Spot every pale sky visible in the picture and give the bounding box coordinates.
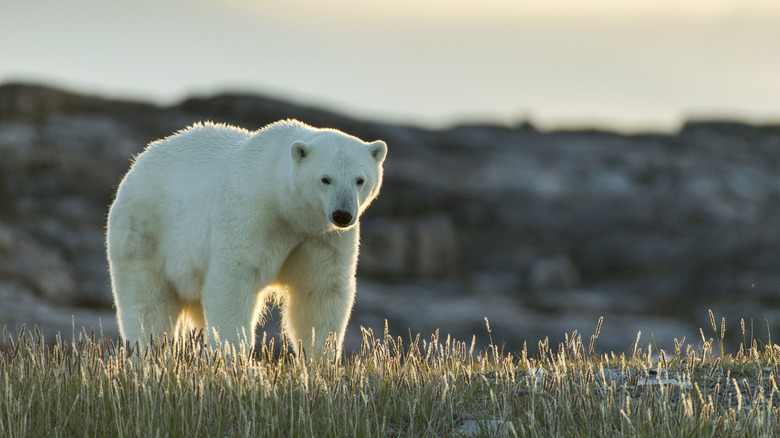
[1,0,779,131]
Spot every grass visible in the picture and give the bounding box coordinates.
[2,312,780,437]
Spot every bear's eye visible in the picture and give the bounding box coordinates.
[321,177,331,185]
[356,178,365,186]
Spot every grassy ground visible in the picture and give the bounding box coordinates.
[2,313,780,437]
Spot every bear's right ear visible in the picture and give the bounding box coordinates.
[291,141,310,163]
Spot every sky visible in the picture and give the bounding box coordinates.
[1,0,779,131]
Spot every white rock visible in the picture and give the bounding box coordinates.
[455,419,514,437]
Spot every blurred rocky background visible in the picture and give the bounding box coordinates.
[2,83,779,354]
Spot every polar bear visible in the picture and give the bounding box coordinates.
[107,119,387,359]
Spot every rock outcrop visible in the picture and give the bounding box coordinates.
[2,82,779,353]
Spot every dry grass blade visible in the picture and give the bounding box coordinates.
[1,317,780,437]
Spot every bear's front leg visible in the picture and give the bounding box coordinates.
[277,231,358,361]
[284,280,355,361]
[200,261,266,352]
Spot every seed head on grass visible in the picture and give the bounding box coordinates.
[3,315,780,437]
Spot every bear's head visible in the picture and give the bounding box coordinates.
[290,132,387,230]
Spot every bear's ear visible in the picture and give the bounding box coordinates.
[291,141,310,163]
[367,140,387,164]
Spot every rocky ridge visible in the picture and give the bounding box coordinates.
[2,83,780,354]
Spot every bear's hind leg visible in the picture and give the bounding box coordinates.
[111,259,183,345]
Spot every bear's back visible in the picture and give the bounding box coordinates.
[148,122,252,158]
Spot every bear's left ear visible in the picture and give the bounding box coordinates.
[291,141,310,163]
[367,140,387,164]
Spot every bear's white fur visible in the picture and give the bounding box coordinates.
[107,119,387,359]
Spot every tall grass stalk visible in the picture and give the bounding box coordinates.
[2,318,780,437]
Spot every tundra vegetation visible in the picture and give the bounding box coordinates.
[2,312,780,437]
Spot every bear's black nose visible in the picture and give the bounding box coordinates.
[331,210,353,227]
